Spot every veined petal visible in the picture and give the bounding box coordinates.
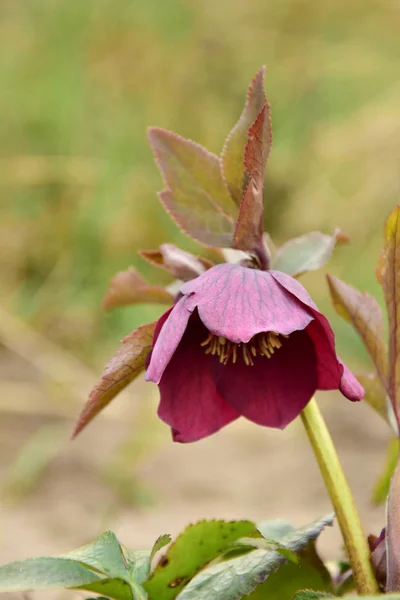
[181,263,313,343]
[158,315,239,442]
[146,295,196,384]
[211,330,317,429]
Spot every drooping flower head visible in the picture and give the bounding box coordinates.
[147,263,364,442]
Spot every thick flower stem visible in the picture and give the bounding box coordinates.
[300,397,378,595]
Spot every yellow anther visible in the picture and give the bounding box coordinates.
[200,331,286,366]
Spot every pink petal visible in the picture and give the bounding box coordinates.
[339,360,365,401]
[146,295,196,384]
[181,263,313,343]
[269,270,319,309]
[158,314,240,442]
[211,330,318,429]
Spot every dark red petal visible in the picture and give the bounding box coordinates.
[181,263,313,343]
[272,271,364,402]
[211,330,317,429]
[146,295,196,384]
[305,317,342,389]
[158,314,239,442]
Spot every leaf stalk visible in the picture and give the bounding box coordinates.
[300,397,378,595]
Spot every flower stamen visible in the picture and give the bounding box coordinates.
[200,331,287,366]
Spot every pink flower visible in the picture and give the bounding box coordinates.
[146,263,364,442]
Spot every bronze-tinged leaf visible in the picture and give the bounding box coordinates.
[382,206,400,419]
[386,456,400,591]
[139,244,211,281]
[158,189,234,248]
[222,66,272,206]
[148,128,237,247]
[72,322,155,438]
[327,274,388,387]
[102,267,173,312]
[272,230,350,277]
[233,105,268,253]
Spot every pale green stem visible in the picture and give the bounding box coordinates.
[301,397,378,595]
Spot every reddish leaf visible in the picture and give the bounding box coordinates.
[222,66,272,206]
[233,105,268,253]
[72,322,155,437]
[148,128,236,247]
[381,206,400,421]
[139,244,212,281]
[327,274,388,387]
[102,267,173,312]
[387,456,400,591]
[272,230,350,277]
[357,372,389,424]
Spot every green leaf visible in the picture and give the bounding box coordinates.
[327,274,388,390]
[372,437,399,504]
[176,514,334,600]
[144,519,258,600]
[273,230,349,277]
[293,592,334,600]
[233,105,269,254]
[222,66,271,206]
[102,267,173,312]
[73,321,155,438]
[246,559,331,600]
[256,519,295,541]
[62,531,128,580]
[0,557,100,592]
[80,578,134,600]
[148,128,236,247]
[381,206,400,421]
[150,534,172,562]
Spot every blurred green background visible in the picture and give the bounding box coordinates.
[0,0,398,571]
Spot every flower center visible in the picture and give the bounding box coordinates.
[200,331,286,366]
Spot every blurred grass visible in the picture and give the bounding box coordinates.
[1,0,399,368]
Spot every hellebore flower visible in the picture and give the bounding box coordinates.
[146,263,364,442]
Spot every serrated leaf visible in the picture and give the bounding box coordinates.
[293,592,334,600]
[148,128,236,247]
[62,531,128,580]
[150,535,172,562]
[382,206,400,423]
[372,437,399,504]
[140,245,210,281]
[272,230,349,277]
[102,267,173,312]
[144,520,258,600]
[0,557,100,592]
[256,519,295,541]
[80,578,134,600]
[327,274,388,387]
[233,105,269,254]
[176,514,334,600]
[73,322,155,438]
[222,67,272,206]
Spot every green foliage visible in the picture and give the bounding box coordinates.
[144,520,258,599]
[176,514,334,600]
[0,516,334,600]
[273,231,348,278]
[372,437,399,504]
